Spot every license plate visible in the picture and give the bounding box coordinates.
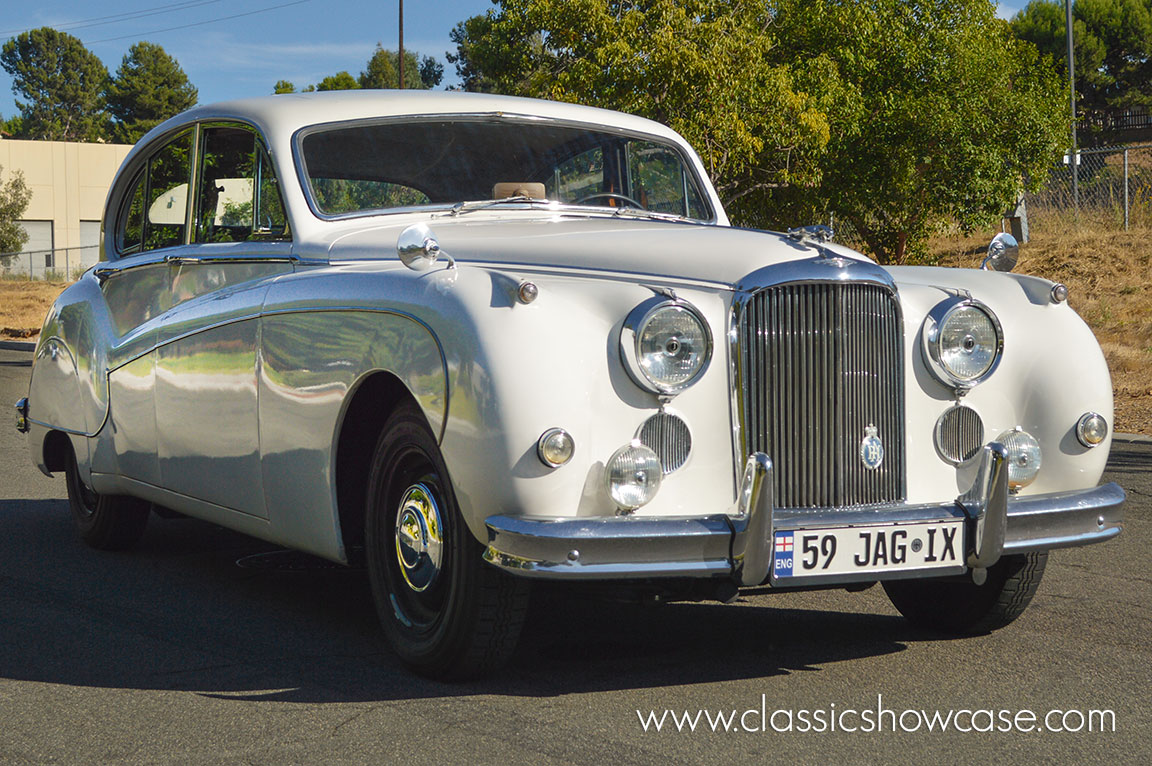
[772,520,966,580]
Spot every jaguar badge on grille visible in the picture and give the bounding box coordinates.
[859,425,884,470]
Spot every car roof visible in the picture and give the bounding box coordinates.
[144,90,688,148]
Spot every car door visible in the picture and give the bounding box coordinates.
[101,128,195,486]
[153,123,294,518]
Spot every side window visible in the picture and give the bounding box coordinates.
[626,141,708,219]
[144,132,193,250]
[196,126,290,243]
[255,145,290,237]
[116,130,193,255]
[118,172,145,256]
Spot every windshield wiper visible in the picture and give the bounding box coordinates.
[609,206,693,223]
[438,196,553,217]
[436,196,694,223]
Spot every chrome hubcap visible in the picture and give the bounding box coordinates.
[394,483,444,592]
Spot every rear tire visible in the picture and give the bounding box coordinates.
[64,446,150,551]
[883,552,1047,634]
[365,401,530,680]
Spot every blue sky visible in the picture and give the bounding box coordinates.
[0,1,1024,122]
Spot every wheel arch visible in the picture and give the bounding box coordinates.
[333,370,420,565]
[42,429,73,474]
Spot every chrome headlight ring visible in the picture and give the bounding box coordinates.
[921,297,1003,393]
[620,296,713,396]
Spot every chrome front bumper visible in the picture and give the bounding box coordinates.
[483,445,1126,586]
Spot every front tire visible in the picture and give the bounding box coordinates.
[64,446,150,551]
[365,401,530,679]
[883,552,1047,634]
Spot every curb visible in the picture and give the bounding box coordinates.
[0,340,35,352]
[1113,432,1152,444]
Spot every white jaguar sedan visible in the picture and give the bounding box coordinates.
[15,91,1124,679]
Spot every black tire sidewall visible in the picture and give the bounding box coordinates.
[883,552,1047,634]
[63,446,149,550]
[365,404,483,671]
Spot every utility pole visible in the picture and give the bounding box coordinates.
[1067,0,1078,207]
[398,0,405,89]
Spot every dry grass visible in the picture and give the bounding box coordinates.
[0,279,67,338]
[930,223,1152,434]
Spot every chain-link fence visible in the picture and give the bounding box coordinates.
[1026,143,1152,232]
[0,245,99,281]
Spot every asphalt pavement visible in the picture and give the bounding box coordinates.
[1,347,1149,764]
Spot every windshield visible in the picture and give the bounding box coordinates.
[299,117,713,221]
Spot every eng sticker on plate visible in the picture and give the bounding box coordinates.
[772,520,966,581]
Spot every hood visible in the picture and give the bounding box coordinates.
[324,215,875,288]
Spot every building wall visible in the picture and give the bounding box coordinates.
[0,139,133,276]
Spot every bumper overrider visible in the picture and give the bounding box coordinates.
[483,444,1125,586]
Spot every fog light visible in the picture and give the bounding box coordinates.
[605,440,662,510]
[1076,412,1108,447]
[995,428,1042,489]
[537,428,575,468]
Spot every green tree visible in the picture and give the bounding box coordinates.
[418,55,444,88]
[105,42,198,144]
[273,79,297,94]
[447,15,500,92]
[359,45,397,88]
[453,0,1066,265]
[0,27,109,141]
[0,165,33,263]
[448,0,833,205]
[359,44,441,89]
[770,0,1068,264]
[316,71,359,91]
[0,113,22,136]
[1011,0,1152,110]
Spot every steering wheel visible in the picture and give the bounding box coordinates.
[573,192,644,209]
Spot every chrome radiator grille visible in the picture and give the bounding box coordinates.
[738,283,905,509]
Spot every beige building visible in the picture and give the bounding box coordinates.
[0,139,133,278]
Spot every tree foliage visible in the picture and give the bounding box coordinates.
[316,71,359,91]
[0,165,33,261]
[106,42,198,144]
[283,46,446,94]
[360,44,442,89]
[418,55,445,89]
[1011,0,1152,110]
[0,27,108,141]
[451,0,1067,264]
[769,0,1068,264]
[448,0,833,206]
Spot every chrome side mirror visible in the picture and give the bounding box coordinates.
[982,232,1019,273]
[397,222,454,271]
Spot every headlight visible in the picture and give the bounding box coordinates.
[995,428,1042,489]
[620,297,712,395]
[922,298,1003,390]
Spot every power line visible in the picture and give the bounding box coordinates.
[86,0,315,45]
[0,0,225,38]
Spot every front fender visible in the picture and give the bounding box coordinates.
[427,265,738,541]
